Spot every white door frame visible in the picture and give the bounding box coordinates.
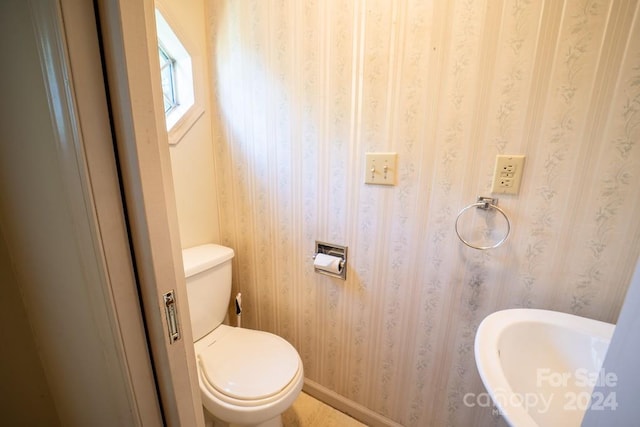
[2,0,174,424]
[93,0,205,425]
[50,0,167,423]
[26,0,203,424]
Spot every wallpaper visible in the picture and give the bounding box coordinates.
[206,0,640,425]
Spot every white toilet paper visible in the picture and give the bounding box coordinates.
[313,253,344,274]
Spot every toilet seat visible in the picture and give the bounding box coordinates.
[196,326,301,407]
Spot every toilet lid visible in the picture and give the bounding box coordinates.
[198,329,300,400]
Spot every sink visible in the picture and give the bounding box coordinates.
[474,309,615,427]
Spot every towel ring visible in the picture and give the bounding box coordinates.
[455,197,511,250]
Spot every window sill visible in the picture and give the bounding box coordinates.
[167,102,205,146]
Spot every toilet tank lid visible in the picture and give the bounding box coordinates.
[182,244,234,278]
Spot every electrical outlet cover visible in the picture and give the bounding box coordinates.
[491,155,525,194]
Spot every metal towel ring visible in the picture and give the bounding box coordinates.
[455,197,511,250]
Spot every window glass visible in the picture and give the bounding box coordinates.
[159,45,177,114]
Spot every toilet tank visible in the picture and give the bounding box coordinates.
[182,244,234,342]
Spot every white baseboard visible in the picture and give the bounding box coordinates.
[302,379,404,427]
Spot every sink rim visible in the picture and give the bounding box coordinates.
[474,308,614,427]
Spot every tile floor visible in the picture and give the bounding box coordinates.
[282,392,366,427]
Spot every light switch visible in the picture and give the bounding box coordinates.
[365,152,397,185]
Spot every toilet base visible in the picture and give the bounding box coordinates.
[204,407,283,427]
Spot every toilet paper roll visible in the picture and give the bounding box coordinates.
[313,253,344,274]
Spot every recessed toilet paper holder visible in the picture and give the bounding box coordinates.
[313,241,348,280]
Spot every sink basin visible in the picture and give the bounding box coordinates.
[474,309,615,427]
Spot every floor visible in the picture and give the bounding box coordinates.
[282,392,366,427]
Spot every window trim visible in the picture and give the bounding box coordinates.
[154,7,204,146]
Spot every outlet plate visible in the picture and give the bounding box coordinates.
[491,154,525,195]
[365,152,397,185]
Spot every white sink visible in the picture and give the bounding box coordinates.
[474,309,615,427]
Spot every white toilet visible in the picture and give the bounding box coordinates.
[182,244,304,427]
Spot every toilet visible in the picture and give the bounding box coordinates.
[182,244,304,427]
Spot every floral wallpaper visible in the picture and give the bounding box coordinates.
[206,0,640,425]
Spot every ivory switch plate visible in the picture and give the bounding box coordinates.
[365,152,397,185]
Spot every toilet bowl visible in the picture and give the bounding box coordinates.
[183,244,304,427]
[195,325,303,426]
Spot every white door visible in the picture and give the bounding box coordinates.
[1,0,203,423]
[31,0,204,425]
[90,0,206,425]
[1,0,159,424]
[2,0,202,424]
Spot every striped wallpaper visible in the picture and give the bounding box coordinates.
[204,0,640,425]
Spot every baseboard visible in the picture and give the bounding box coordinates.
[302,379,404,427]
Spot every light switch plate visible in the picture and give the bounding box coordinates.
[365,152,397,185]
[491,154,525,194]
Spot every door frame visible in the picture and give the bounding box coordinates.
[92,0,205,425]
[42,0,205,424]
[48,0,167,423]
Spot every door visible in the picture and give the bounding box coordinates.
[90,0,206,425]
[60,0,204,426]
[1,0,201,424]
